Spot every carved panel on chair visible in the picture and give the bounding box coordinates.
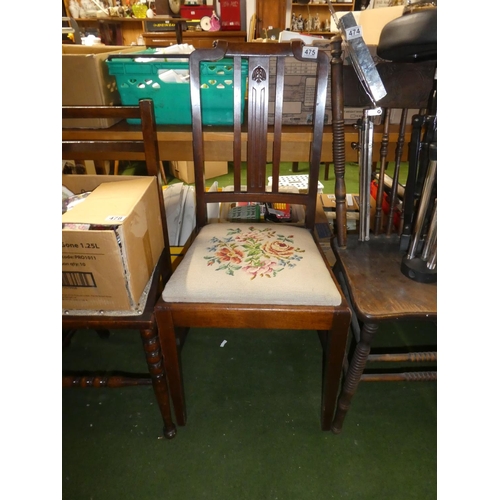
[252,65,267,83]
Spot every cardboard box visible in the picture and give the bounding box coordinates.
[336,6,405,49]
[267,56,382,126]
[169,161,228,184]
[62,45,142,129]
[268,52,332,126]
[320,193,364,233]
[271,7,406,125]
[357,5,405,46]
[321,192,399,234]
[62,175,164,313]
[320,193,360,212]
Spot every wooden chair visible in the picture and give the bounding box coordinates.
[330,8,437,434]
[62,99,176,440]
[154,38,352,431]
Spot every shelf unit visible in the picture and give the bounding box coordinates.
[143,30,247,49]
[291,1,354,35]
[62,0,237,46]
[73,17,145,45]
[63,16,246,48]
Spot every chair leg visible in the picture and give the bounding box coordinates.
[331,322,378,434]
[156,309,187,426]
[140,327,177,439]
[320,311,351,431]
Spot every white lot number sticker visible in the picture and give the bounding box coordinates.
[302,46,318,59]
[105,215,126,222]
[345,26,363,40]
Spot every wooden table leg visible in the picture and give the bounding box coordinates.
[324,162,330,181]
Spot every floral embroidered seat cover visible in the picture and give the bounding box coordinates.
[162,223,342,306]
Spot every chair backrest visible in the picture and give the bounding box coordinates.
[62,99,171,256]
[188,40,332,232]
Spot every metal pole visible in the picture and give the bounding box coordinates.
[358,107,382,241]
[407,143,437,259]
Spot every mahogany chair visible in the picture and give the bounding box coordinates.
[62,99,176,439]
[154,39,352,431]
[330,8,437,434]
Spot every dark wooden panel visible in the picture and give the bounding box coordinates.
[256,0,287,36]
[343,60,436,109]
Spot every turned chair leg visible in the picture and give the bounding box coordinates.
[156,310,187,426]
[140,327,177,439]
[321,313,351,430]
[331,322,378,434]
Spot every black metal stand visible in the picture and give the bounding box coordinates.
[400,142,437,283]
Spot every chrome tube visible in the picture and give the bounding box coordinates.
[407,158,437,259]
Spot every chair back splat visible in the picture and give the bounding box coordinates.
[62,99,176,440]
[155,39,352,433]
[189,40,328,231]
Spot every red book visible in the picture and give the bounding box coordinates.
[219,0,241,31]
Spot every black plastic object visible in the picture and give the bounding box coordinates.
[400,142,437,284]
[377,9,437,62]
[400,255,437,283]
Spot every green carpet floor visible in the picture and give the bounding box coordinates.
[63,159,434,499]
[62,321,436,500]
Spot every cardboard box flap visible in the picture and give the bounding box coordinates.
[62,174,139,194]
[62,177,155,226]
[62,45,139,55]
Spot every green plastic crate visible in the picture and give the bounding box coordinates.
[106,50,248,125]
